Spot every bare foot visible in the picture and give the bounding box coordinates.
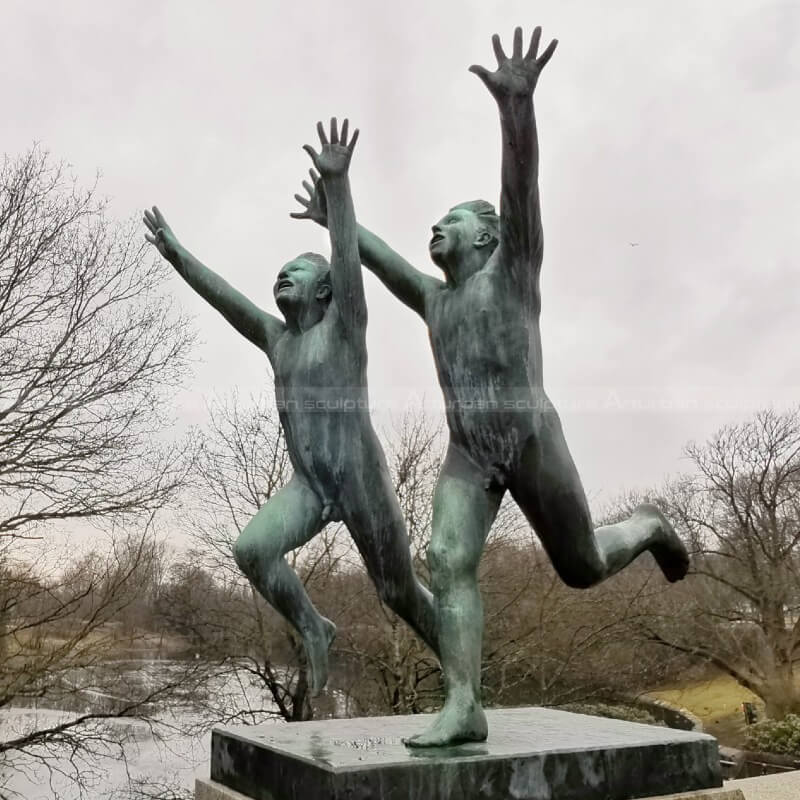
[637,503,689,582]
[404,698,487,748]
[304,616,337,695]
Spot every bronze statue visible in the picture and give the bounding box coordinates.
[144,119,438,696]
[294,28,689,746]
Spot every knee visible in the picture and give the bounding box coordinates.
[232,530,273,576]
[427,535,477,585]
[559,568,600,590]
[231,534,253,574]
[552,551,604,590]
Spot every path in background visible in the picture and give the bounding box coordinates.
[728,771,800,800]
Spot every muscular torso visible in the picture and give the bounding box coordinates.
[425,261,544,481]
[270,309,383,520]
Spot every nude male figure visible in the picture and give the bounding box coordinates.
[144,119,438,694]
[295,29,689,745]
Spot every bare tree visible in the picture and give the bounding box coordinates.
[481,541,675,708]
[610,408,800,719]
[0,145,198,796]
[0,147,194,542]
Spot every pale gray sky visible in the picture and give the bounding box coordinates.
[2,0,799,508]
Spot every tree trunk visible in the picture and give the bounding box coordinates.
[761,673,800,720]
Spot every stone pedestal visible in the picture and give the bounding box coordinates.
[195,784,743,800]
[199,706,724,800]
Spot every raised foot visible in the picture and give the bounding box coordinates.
[637,503,690,583]
[305,616,337,696]
[403,699,487,748]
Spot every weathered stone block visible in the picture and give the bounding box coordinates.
[206,706,723,800]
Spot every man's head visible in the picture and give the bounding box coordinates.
[429,200,499,280]
[273,252,332,319]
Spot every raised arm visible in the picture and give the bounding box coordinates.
[292,169,443,319]
[300,119,366,333]
[470,27,557,295]
[143,207,284,357]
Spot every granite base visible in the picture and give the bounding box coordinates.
[204,706,724,800]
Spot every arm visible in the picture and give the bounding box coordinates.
[358,226,443,319]
[470,27,557,294]
[301,119,366,332]
[143,207,284,355]
[292,169,443,319]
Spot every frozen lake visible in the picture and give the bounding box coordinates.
[0,659,289,799]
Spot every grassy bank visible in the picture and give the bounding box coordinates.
[646,673,763,748]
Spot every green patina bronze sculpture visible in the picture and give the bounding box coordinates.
[144,119,438,695]
[294,27,690,747]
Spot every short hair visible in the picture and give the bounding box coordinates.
[451,199,500,251]
[297,252,332,297]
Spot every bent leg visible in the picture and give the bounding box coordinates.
[345,490,439,658]
[405,444,503,747]
[232,474,335,693]
[510,410,688,589]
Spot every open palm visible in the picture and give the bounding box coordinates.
[290,167,328,226]
[469,26,557,100]
[302,117,359,178]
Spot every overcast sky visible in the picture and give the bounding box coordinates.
[2,0,798,510]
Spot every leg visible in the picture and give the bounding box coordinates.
[405,444,503,747]
[344,487,438,658]
[232,475,336,693]
[510,409,689,588]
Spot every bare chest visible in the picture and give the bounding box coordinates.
[272,321,366,421]
[427,271,529,376]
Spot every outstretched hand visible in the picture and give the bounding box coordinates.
[302,117,359,179]
[469,26,557,101]
[143,206,180,262]
[290,166,328,226]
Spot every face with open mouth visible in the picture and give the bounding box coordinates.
[273,256,332,321]
[274,258,317,304]
[429,208,480,268]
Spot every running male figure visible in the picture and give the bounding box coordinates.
[294,29,689,745]
[145,119,438,694]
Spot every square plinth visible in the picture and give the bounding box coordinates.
[209,706,723,800]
